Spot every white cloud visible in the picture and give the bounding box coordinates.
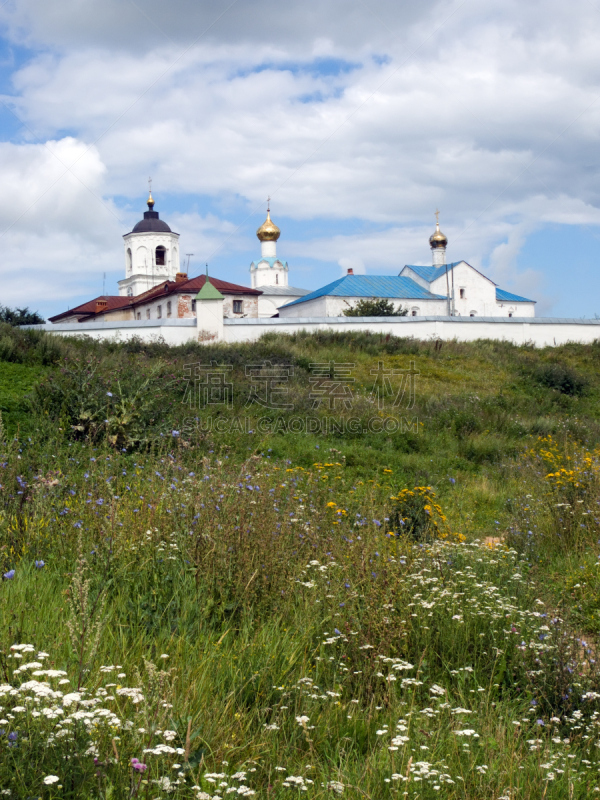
[0,0,599,312]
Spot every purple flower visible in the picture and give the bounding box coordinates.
[3,569,15,580]
[536,719,544,726]
[172,430,180,437]
[106,392,113,397]
[131,758,147,773]
[8,732,17,741]
[35,560,45,569]
[449,477,456,485]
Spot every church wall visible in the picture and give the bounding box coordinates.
[495,301,535,318]
[222,295,259,318]
[122,230,180,281]
[429,262,497,316]
[278,296,328,318]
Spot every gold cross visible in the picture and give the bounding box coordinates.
[435,209,440,225]
[267,195,270,212]
[148,176,152,193]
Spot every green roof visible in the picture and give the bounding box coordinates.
[196,277,224,300]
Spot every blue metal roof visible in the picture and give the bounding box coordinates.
[250,257,288,269]
[281,275,447,308]
[403,262,462,282]
[496,288,535,303]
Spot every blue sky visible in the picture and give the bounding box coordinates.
[0,0,600,318]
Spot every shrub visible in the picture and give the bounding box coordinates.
[342,298,408,317]
[387,485,451,540]
[531,362,588,396]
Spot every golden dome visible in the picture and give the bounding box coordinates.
[429,216,447,249]
[256,209,280,242]
[147,190,155,210]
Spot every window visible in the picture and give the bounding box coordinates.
[192,299,196,312]
[127,286,133,297]
[508,312,513,318]
[233,299,243,314]
[167,301,172,317]
[469,310,477,317]
[146,308,150,319]
[157,305,162,319]
[459,288,465,299]
[275,274,279,285]
[411,307,419,316]
[156,246,166,266]
[136,311,141,320]
[127,248,132,274]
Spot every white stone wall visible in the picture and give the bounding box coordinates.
[278,296,329,317]
[278,295,448,318]
[258,293,303,317]
[38,317,600,348]
[429,262,497,316]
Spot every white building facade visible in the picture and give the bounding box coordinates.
[118,192,181,297]
[279,218,536,318]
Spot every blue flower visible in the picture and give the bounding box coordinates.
[3,569,15,580]
[106,392,113,397]
[8,732,17,742]
[35,560,45,569]
[334,628,341,635]
[172,430,180,437]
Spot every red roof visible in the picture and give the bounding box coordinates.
[49,296,132,323]
[49,274,260,322]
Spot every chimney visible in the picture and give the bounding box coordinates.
[347,268,354,275]
[95,299,108,314]
[175,272,188,283]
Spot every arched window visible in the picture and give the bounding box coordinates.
[127,287,133,297]
[127,248,132,274]
[469,310,477,317]
[156,246,166,266]
[411,307,419,316]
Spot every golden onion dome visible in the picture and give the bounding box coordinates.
[147,190,155,210]
[256,209,280,242]
[429,218,447,249]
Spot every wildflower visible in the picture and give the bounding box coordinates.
[328,781,344,794]
[3,569,15,580]
[8,732,17,742]
[106,392,113,397]
[44,776,60,785]
[131,758,147,773]
[35,560,45,569]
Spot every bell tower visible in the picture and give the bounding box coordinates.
[118,186,181,297]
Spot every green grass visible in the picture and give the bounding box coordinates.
[0,361,45,434]
[1,331,600,798]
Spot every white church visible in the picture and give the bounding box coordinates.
[50,191,535,325]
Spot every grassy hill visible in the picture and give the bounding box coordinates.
[1,327,600,797]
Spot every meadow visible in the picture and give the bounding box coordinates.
[2,324,600,798]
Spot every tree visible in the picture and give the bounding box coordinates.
[0,305,45,326]
[343,298,408,317]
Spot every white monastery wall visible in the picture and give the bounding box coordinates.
[31,317,600,348]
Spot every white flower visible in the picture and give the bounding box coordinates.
[44,776,60,785]
[296,715,310,725]
[328,780,344,794]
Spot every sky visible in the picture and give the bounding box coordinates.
[1,0,600,318]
